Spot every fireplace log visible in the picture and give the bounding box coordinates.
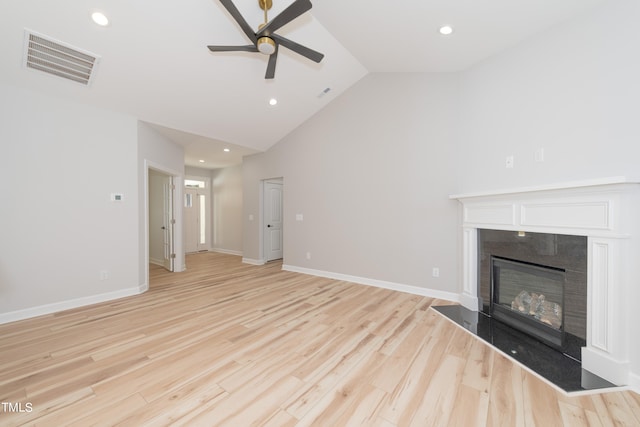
[510,290,562,329]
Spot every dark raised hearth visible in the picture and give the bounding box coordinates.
[433,305,616,393]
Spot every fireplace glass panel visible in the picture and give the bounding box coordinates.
[492,256,566,347]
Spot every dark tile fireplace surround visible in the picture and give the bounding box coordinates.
[435,229,616,392]
[480,229,587,360]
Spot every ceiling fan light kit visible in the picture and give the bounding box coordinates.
[257,36,276,55]
[208,0,324,79]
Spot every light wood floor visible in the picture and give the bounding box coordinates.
[1,253,639,426]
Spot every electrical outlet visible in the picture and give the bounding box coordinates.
[306,252,311,260]
[432,267,440,278]
[505,156,514,168]
[99,270,109,280]
[535,148,545,162]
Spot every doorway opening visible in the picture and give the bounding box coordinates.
[144,160,184,291]
[184,177,210,253]
[148,169,178,271]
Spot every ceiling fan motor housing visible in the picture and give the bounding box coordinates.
[258,0,273,11]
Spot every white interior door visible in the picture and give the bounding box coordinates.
[264,181,283,261]
[162,176,175,271]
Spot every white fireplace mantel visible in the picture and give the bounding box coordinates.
[450,177,640,387]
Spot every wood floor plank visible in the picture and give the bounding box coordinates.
[599,391,640,425]
[289,333,389,424]
[558,400,600,426]
[66,392,149,427]
[296,382,387,427]
[623,390,640,421]
[407,354,467,426]
[448,383,490,427]
[377,336,449,424]
[369,305,438,393]
[284,331,383,420]
[461,337,494,393]
[522,371,564,426]
[0,252,638,426]
[588,394,617,427]
[486,352,526,426]
[114,371,228,426]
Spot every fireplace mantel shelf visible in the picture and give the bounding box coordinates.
[449,176,638,200]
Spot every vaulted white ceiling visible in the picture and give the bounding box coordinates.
[0,0,607,168]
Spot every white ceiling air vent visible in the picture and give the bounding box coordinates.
[23,29,100,86]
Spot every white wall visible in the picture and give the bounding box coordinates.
[211,165,243,255]
[243,73,460,292]
[456,0,640,193]
[0,83,140,322]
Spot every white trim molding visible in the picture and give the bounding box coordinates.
[0,286,144,325]
[211,248,243,257]
[451,177,640,388]
[282,265,461,303]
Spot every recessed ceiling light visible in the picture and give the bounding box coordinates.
[439,25,453,36]
[199,159,205,163]
[269,98,278,106]
[223,148,230,152]
[91,11,110,27]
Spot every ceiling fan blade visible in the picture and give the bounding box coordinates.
[265,46,278,79]
[271,34,323,63]
[257,0,312,37]
[218,0,257,43]
[208,45,259,52]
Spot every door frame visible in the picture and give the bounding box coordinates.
[143,160,184,291]
[261,177,284,263]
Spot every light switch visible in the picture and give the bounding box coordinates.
[296,214,304,221]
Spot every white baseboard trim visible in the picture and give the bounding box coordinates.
[242,258,265,266]
[282,264,460,302]
[627,371,640,394]
[210,248,243,257]
[149,257,164,267]
[581,347,630,386]
[459,294,480,312]
[0,285,145,325]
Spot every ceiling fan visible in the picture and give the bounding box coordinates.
[208,0,324,79]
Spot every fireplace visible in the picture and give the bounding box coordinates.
[451,178,640,387]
